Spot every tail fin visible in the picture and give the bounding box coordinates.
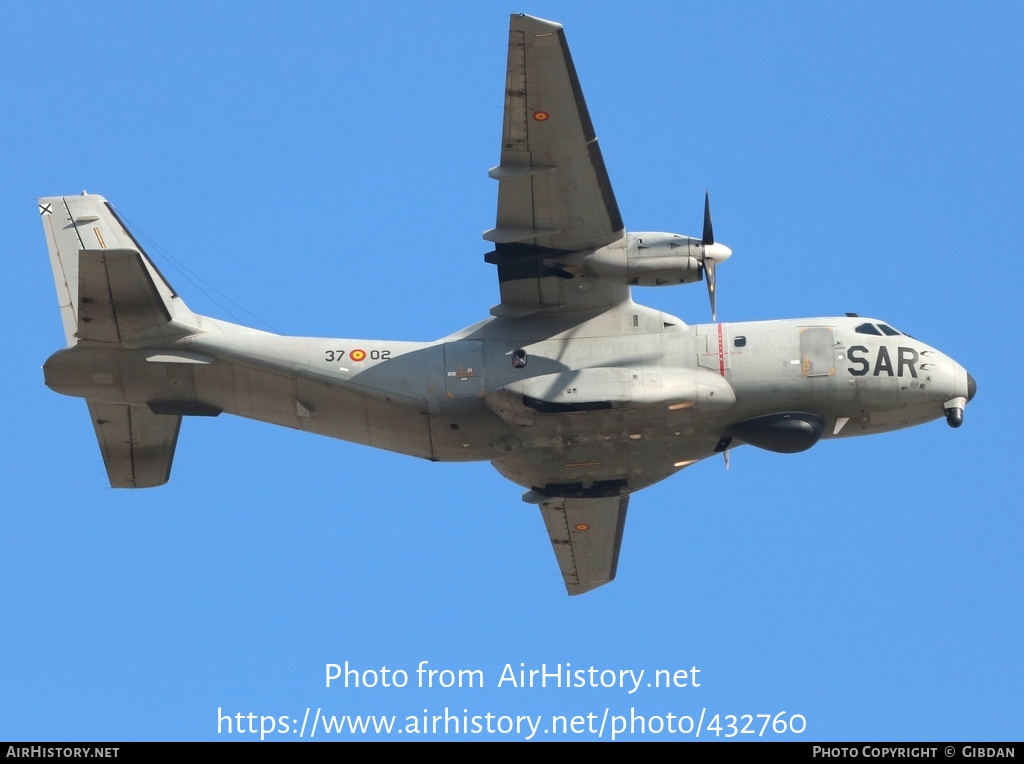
[39,193,199,346]
[40,193,204,488]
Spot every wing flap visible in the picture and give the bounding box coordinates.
[536,492,629,595]
[87,401,181,488]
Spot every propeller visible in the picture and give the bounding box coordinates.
[700,191,732,321]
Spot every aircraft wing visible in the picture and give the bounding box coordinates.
[536,492,629,596]
[485,14,628,315]
[87,401,181,488]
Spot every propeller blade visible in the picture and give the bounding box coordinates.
[701,190,727,321]
[705,257,717,322]
[702,190,715,245]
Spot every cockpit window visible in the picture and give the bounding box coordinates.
[879,324,901,336]
[855,322,882,336]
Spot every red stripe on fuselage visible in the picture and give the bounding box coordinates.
[717,323,726,377]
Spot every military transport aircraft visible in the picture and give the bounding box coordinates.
[39,13,975,595]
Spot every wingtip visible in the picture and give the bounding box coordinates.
[565,577,614,596]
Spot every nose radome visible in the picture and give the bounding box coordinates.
[967,372,977,403]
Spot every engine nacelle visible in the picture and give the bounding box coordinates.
[573,232,704,286]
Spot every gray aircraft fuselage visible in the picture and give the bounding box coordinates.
[44,300,974,493]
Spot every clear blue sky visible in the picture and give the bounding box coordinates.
[2,1,1020,741]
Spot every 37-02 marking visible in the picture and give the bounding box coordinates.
[324,349,391,362]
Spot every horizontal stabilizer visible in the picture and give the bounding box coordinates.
[78,249,175,343]
[87,401,181,488]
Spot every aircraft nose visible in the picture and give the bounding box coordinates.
[944,363,974,428]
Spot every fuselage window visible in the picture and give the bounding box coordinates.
[855,322,882,336]
[511,348,527,368]
[734,336,747,347]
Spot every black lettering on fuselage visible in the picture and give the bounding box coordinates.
[873,345,894,376]
[848,345,920,378]
[897,346,919,378]
[848,345,870,376]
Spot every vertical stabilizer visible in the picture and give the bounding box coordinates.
[39,193,198,346]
